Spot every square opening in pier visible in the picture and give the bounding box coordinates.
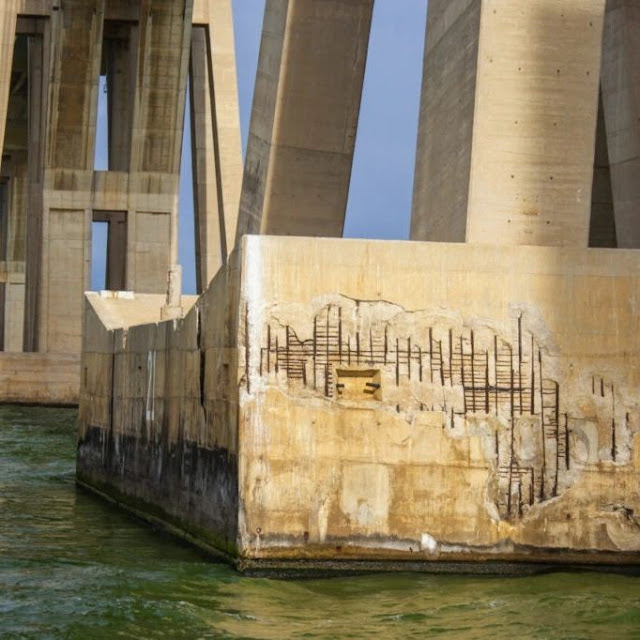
[335,368,381,401]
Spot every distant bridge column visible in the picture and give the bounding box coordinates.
[600,0,640,248]
[38,0,104,353]
[0,3,18,159]
[0,1,19,351]
[36,0,196,349]
[190,0,243,292]
[236,0,374,240]
[411,0,606,247]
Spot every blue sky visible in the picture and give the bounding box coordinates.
[93,1,427,293]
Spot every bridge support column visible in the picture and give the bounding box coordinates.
[411,0,606,247]
[600,0,640,247]
[236,0,374,239]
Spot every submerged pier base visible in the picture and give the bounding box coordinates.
[77,236,640,573]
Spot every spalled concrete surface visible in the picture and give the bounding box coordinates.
[78,236,640,573]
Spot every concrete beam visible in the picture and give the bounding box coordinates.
[412,0,606,247]
[236,0,374,240]
[18,1,52,16]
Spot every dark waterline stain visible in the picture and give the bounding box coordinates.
[1,405,640,639]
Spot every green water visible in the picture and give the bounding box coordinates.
[1,406,640,639]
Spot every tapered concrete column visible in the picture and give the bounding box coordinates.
[133,0,193,176]
[236,0,374,239]
[411,0,482,243]
[141,0,193,318]
[412,0,606,247]
[24,24,46,352]
[39,0,103,353]
[189,4,242,292]
[0,2,19,159]
[104,22,136,172]
[600,0,640,248]
[128,0,193,311]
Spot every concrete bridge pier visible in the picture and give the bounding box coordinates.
[0,0,242,404]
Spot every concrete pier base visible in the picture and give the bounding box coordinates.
[77,236,640,573]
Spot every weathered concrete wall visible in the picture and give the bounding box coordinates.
[79,236,640,571]
[0,352,79,405]
[239,237,640,566]
[77,262,241,557]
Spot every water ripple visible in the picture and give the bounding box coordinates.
[1,405,640,639]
